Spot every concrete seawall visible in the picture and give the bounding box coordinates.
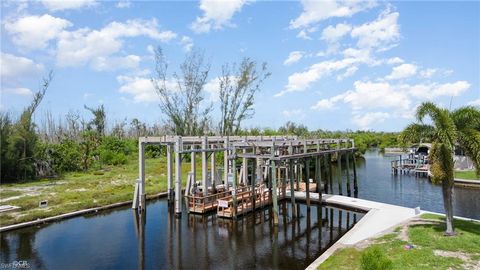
[288,193,420,270]
[0,192,168,232]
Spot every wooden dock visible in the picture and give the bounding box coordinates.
[132,135,358,224]
[391,154,430,177]
[186,186,251,214]
[217,184,286,218]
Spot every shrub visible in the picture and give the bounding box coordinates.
[360,246,393,270]
[99,149,127,165]
[98,136,130,165]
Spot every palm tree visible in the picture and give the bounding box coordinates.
[400,102,480,236]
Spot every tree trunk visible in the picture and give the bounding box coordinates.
[442,177,455,236]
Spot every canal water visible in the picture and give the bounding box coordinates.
[1,149,479,269]
[352,149,480,220]
[0,201,361,270]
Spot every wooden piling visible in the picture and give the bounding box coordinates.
[289,161,297,218]
[211,145,216,187]
[328,154,333,194]
[305,158,311,208]
[138,141,146,211]
[346,152,351,197]
[352,152,358,196]
[315,156,321,193]
[224,137,229,189]
[271,160,279,225]
[167,144,173,204]
[202,136,208,196]
[175,136,182,217]
[232,146,238,219]
[337,153,343,195]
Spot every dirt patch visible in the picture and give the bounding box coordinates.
[433,250,480,270]
[397,218,441,242]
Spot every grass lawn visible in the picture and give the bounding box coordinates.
[318,214,480,270]
[0,156,207,227]
[454,170,479,180]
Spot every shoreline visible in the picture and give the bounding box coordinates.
[0,191,168,232]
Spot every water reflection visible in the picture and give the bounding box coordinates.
[121,200,363,270]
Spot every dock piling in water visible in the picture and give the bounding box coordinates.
[132,135,358,219]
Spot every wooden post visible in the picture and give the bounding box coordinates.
[315,156,321,193]
[243,139,248,185]
[202,136,208,196]
[352,151,358,197]
[271,160,279,225]
[252,155,257,210]
[211,145,216,187]
[138,140,146,211]
[337,152,343,195]
[191,148,196,185]
[175,136,182,217]
[232,146,238,219]
[305,158,310,208]
[289,161,297,218]
[167,144,173,204]
[328,153,333,194]
[295,163,300,190]
[224,137,229,189]
[323,154,328,194]
[346,152,351,197]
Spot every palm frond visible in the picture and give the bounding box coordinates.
[399,123,435,145]
[451,106,480,131]
[456,128,480,175]
[416,102,457,149]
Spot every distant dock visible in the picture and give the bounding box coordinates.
[391,153,430,177]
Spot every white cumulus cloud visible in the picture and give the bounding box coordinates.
[283,51,304,66]
[290,0,375,29]
[56,19,176,68]
[4,14,72,50]
[385,63,417,80]
[180,36,194,52]
[0,53,44,82]
[40,0,97,11]
[353,111,390,130]
[321,23,352,43]
[190,0,251,34]
[350,10,400,50]
[117,75,157,103]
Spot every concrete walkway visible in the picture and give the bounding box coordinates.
[286,192,420,269]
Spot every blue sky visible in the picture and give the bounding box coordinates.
[1,0,479,132]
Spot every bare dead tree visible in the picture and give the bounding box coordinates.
[152,47,212,136]
[218,58,271,136]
